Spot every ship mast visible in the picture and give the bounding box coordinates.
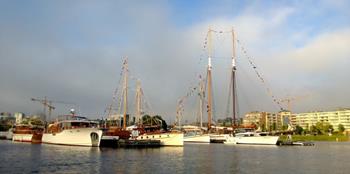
[199,75,204,129]
[231,28,237,128]
[123,58,128,130]
[207,27,213,130]
[135,79,142,125]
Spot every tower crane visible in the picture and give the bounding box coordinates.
[31,97,77,122]
[278,95,309,112]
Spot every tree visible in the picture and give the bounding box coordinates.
[295,125,304,135]
[323,123,333,134]
[310,125,318,135]
[272,123,276,131]
[315,122,334,135]
[338,124,345,133]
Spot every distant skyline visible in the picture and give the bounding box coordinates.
[0,0,349,123]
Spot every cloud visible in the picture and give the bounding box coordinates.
[0,1,349,124]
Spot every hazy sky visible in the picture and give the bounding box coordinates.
[0,0,349,123]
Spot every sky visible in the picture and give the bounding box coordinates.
[0,0,349,123]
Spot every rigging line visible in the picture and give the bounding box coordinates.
[235,72,240,120]
[106,61,126,118]
[236,39,284,111]
[225,71,233,118]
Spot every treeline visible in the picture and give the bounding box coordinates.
[294,122,345,135]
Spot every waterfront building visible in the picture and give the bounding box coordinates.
[242,111,261,126]
[294,108,350,133]
[242,111,294,131]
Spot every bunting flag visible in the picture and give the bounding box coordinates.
[237,39,284,111]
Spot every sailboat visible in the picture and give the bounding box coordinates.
[221,28,279,145]
[201,27,231,143]
[105,58,183,146]
[182,76,210,143]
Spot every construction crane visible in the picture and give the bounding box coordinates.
[31,97,55,122]
[278,95,309,112]
[31,97,77,122]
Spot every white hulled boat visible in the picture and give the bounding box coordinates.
[12,125,43,143]
[0,128,13,140]
[182,126,210,143]
[132,130,184,146]
[224,132,279,145]
[42,115,102,147]
[184,133,210,143]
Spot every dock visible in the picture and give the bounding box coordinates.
[100,139,161,148]
[278,141,315,146]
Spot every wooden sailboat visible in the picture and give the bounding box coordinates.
[103,58,183,146]
[100,58,132,147]
[130,76,183,146]
[205,27,231,143]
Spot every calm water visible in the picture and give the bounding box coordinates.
[0,140,349,174]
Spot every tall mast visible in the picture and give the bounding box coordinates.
[199,75,204,129]
[135,79,142,125]
[123,58,128,130]
[207,27,213,130]
[231,27,237,127]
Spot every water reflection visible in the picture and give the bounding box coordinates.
[1,141,350,174]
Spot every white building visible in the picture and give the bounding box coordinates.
[295,108,350,132]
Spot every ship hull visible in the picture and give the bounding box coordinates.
[12,134,33,142]
[224,135,279,145]
[42,128,102,147]
[209,134,229,143]
[135,132,184,146]
[184,134,210,143]
[0,130,13,140]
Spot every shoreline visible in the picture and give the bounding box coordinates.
[280,134,350,142]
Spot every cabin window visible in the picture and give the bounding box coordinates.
[159,135,161,138]
[152,136,154,138]
[167,135,170,137]
[141,137,143,139]
[146,136,149,139]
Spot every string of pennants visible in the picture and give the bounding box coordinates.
[201,29,284,111]
[236,39,284,111]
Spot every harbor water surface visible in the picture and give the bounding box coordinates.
[0,141,349,174]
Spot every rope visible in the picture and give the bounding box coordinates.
[236,39,284,111]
